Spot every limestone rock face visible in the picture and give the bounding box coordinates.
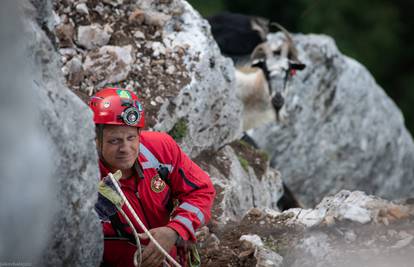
[83,45,134,88]
[0,0,54,262]
[249,33,414,205]
[197,145,284,222]
[286,190,412,227]
[2,1,103,266]
[76,23,112,49]
[282,191,414,267]
[64,56,84,86]
[239,235,283,267]
[144,1,243,156]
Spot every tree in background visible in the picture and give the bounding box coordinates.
[188,0,414,135]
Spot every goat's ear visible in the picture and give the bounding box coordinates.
[251,59,265,69]
[251,42,272,61]
[289,60,306,71]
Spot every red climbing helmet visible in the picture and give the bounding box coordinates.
[89,87,145,128]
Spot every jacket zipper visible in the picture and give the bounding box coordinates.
[134,176,152,230]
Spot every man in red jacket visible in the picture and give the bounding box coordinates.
[90,87,215,267]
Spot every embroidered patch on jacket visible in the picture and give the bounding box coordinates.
[150,174,166,193]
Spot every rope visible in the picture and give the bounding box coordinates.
[108,172,182,267]
[118,208,142,267]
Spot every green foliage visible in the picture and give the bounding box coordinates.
[298,0,401,84]
[258,150,269,162]
[168,118,188,142]
[236,139,250,149]
[238,156,249,172]
[236,139,269,162]
[187,0,225,16]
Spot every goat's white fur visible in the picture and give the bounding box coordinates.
[235,67,276,131]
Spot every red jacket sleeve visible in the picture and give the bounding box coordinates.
[160,134,216,242]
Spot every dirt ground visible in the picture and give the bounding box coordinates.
[198,211,304,266]
[198,212,414,266]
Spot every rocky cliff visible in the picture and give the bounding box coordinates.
[1,0,413,266]
[0,0,55,263]
[1,0,101,266]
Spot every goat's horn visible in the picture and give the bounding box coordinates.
[270,22,301,62]
[250,16,270,40]
[251,42,273,61]
[270,22,293,44]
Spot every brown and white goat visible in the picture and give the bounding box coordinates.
[235,23,306,131]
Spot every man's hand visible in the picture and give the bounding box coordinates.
[140,226,178,267]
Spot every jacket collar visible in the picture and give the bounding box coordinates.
[98,159,144,179]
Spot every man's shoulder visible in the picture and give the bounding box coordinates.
[140,131,176,148]
[140,131,179,162]
[140,130,171,141]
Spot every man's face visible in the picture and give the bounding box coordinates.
[100,125,140,173]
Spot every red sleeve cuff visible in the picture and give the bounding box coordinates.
[167,221,193,241]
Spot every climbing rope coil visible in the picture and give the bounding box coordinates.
[98,170,182,267]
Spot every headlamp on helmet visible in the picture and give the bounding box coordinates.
[89,87,145,128]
